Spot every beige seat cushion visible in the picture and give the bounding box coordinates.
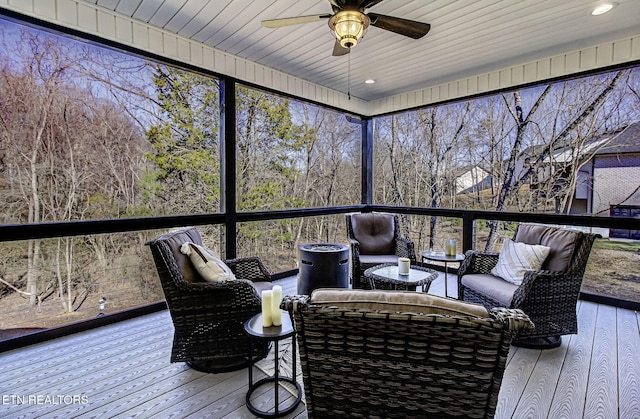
[310,288,488,317]
[351,213,395,255]
[358,254,399,268]
[515,224,583,272]
[460,273,518,307]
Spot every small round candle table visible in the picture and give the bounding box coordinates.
[244,311,302,418]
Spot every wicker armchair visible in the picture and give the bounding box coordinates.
[458,223,599,348]
[283,289,533,419]
[345,213,415,289]
[146,227,273,372]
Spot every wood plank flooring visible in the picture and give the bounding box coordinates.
[1,274,639,418]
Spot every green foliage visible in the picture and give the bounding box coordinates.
[593,239,640,252]
[504,222,518,235]
[122,204,153,217]
[239,180,308,212]
[144,66,221,210]
[238,222,264,241]
[234,86,309,209]
[260,93,296,142]
[86,192,119,218]
[275,231,293,244]
[140,170,166,200]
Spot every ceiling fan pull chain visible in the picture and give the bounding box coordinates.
[348,52,351,100]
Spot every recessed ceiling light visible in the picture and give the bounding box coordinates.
[365,79,375,84]
[592,3,614,15]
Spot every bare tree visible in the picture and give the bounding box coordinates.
[374,102,470,250]
[1,29,150,310]
[484,71,627,249]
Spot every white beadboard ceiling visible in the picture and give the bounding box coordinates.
[74,1,640,108]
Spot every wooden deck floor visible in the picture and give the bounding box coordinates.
[1,274,639,418]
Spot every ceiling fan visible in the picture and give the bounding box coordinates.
[261,0,431,56]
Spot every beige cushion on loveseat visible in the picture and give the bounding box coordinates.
[310,288,489,317]
[515,224,583,272]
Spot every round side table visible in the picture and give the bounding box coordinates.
[421,251,465,297]
[244,311,302,418]
[364,263,438,292]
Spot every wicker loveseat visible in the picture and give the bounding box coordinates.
[283,289,533,418]
[147,227,273,372]
[345,212,416,289]
[458,223,599,348]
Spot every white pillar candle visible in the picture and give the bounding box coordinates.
[398,257,410,275]
[262,290,273,327]
[271,285,282,326]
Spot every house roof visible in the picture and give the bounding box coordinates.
[452,165,490,178]
[532,122,640,164]
[595,122,640,155]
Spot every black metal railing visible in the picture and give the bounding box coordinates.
[3,205,638,246]
[1,205,639,351]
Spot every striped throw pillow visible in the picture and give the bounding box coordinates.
[491,238,551,285]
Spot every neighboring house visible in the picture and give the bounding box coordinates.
[451,124,639,240]
[521,122,640,238]
[453,165,492,194]
[578,123,640,239]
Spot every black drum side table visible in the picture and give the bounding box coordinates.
[297,243,349,294]
[244,311,302,418]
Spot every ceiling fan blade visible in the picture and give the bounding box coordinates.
[332,40,350,56]
[330,0,359,8]
[261,14,331,28]
[359,0,385,9]
[367,13,430,39]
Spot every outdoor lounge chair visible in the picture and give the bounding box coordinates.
[283,289,533,418]
[458,223,599,348]
[345,212,416,289]
[147,227,273,372]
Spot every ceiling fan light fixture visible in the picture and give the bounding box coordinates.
[329,10,370,49]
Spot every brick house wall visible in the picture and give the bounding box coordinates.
[592,154,640,215]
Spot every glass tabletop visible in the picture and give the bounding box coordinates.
[369,265,435,283]
[421,251,465,262]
